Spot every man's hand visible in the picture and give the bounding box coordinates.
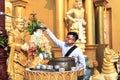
[41,23,48,30]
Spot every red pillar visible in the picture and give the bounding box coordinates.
[0,0,8,80]
[0,0,6,34]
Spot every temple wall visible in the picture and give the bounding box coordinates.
[25,0,56,46]
[107,0,120,52]
[25,0,63,57]
[25,0,120,52]
[5,0,120,52]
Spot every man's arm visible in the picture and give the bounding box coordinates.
[45,28,64,48]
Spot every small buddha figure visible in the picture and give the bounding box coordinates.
[7,20,29,80]
[28,25,52,68]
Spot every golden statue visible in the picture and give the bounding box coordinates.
[90,48,119,80]
[66,0,86,52]
[7,20,29,80]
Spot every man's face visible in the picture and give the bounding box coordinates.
[65,35,75,46]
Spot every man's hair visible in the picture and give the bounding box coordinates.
[67,32,78,41]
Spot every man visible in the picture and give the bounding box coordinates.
[43,25,86,69]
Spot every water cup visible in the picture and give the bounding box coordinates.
[54,65,60,71]
[59,68,65,72]
[41,65,47,70]
[47,65,53,70]
[71,67,76,71]
[35,64,41,69]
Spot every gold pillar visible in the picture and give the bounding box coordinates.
[14,6,25,21]
[55,0,65,40]
[94,0,108,72]
[52,0,65,57]
[94,0,106,44]
[67,0,75,10]
[84,0,98,68]
[64,0,69,36]
[85,0,95,45]
[96,6,104,44]
[10,0,28,22]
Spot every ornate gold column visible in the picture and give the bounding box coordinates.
[10,0,28,23]
[55,0,65,40]
[84,0,98,68]
[85,0,95,45]
[52,0,65,58]
[94,1,105,44]
[67,0,75,10]
[94,0,108,72]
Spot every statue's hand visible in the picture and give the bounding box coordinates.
[73,19,82,23]
[72,19,78,22]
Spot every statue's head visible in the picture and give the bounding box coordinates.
[104,48,119,63]
[14,18,24,31]
[74,0,83,9]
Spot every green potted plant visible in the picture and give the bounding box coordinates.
[24,13,43,35]
[0,30,8,48]
[0,30,8,57]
